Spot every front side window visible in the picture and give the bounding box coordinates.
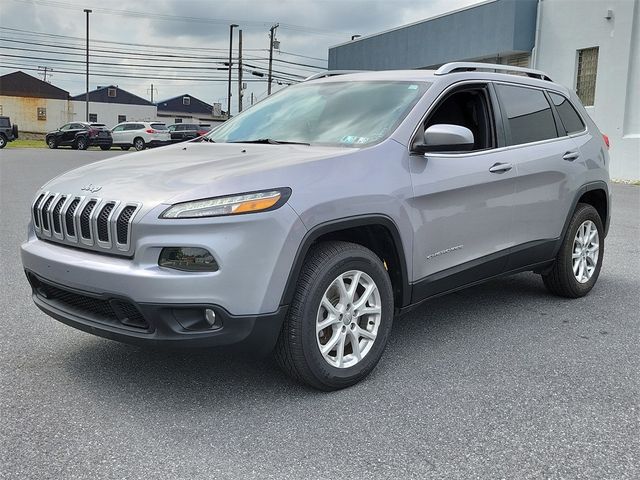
[496,84,557,146]
[208,81,430,147]
[576,47,598,106]
[60,124,72,131]
[549,92,585,135]
[112,125,125,132]
[423,84,495,151]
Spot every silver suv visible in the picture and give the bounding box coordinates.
[21,63,611,390]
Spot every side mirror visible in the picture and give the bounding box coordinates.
[413,124,474,153]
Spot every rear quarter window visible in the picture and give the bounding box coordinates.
[496,84,558,146]
[549,92,585,135]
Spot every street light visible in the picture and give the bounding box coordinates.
[84,9,92,122]
[227,24,238,119]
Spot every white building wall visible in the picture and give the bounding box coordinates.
[0,95,73,133]
[536,0,640,180]
[69,101,157,128]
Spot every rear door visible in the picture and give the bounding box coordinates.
[493,83,579,267]
[111,124,126,145]
[407,81,518,300]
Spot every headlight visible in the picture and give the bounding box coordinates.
[160,188,291,219]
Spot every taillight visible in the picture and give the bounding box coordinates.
[146,129,156,134]
[602,134,610,149]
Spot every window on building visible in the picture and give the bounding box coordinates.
[0,105,3,115]
[576,47,599,106]
[89,113,97,122]
[37,107,47,121]
[182,96,191,106]
[549,92,585,135]
[495,84,558,145]
[118,115,126,123]
[108,88,117,98]
[175,118,183,123]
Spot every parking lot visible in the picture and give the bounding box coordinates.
[1,147,638,479]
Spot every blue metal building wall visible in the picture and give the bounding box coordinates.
[328,0,538,70]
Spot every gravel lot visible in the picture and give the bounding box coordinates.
[1,148,639,479]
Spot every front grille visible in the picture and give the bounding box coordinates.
[97,203,115,242]
[31,191,140,255]
[40,196,54,231]
[117,206,137,245]
[30,275,149,330]
[80,201,96,239]
[65,198,80,236]
[51,196,66,234]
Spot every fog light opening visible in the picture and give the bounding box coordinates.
[205,308,218,328]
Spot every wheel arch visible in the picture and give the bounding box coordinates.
[556,181,610,257]
[280,215,411,310]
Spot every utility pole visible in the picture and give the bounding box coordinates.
[227,24,238,119]
[38,66,52,82]
[238,29,243,113]
[147,83,157,103]
[267,23,279,95]
[84,9,92,122]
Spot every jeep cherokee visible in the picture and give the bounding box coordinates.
[21,63,611,390]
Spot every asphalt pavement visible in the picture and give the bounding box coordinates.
[1,148,639,479]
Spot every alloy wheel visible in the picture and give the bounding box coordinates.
[572,220,599,283]
[316,270,382,368]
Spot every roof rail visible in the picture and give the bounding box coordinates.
[434,62,553,81]
[304,70,366,81]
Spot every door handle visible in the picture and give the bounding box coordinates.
[489,162,513,174]
[563,151,580,161]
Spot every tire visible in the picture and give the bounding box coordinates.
[76,137,88,150]
[0,134,6,149]
[46,136,57,149]
[275,241,394,391]
[542,203,604,298]
[100,144,112,151]
[133,137,145,151]
[120,146,131,151]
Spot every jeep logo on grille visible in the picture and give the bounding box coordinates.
[81,184,102,193]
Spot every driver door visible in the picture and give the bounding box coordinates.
[407,82,518,299]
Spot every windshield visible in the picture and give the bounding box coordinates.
[207,81,430,147]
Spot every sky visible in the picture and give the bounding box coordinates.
[0,0,482,114]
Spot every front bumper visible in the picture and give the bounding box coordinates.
[26,271,286,353]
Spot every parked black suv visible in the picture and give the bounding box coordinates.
[45,122,113,150]
[0,116,18,148]
[167,123,212,143]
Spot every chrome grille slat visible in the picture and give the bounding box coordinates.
[31,191,140,255]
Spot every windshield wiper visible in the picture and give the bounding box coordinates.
[229,138,310,146]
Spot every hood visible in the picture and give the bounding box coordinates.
[39,142,351,209]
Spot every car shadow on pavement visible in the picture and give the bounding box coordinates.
[58,271,586,402]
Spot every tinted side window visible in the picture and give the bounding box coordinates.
[549,93,585,135]
[496,84,557,145]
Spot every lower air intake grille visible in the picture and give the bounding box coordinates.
[31,275,149,330]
